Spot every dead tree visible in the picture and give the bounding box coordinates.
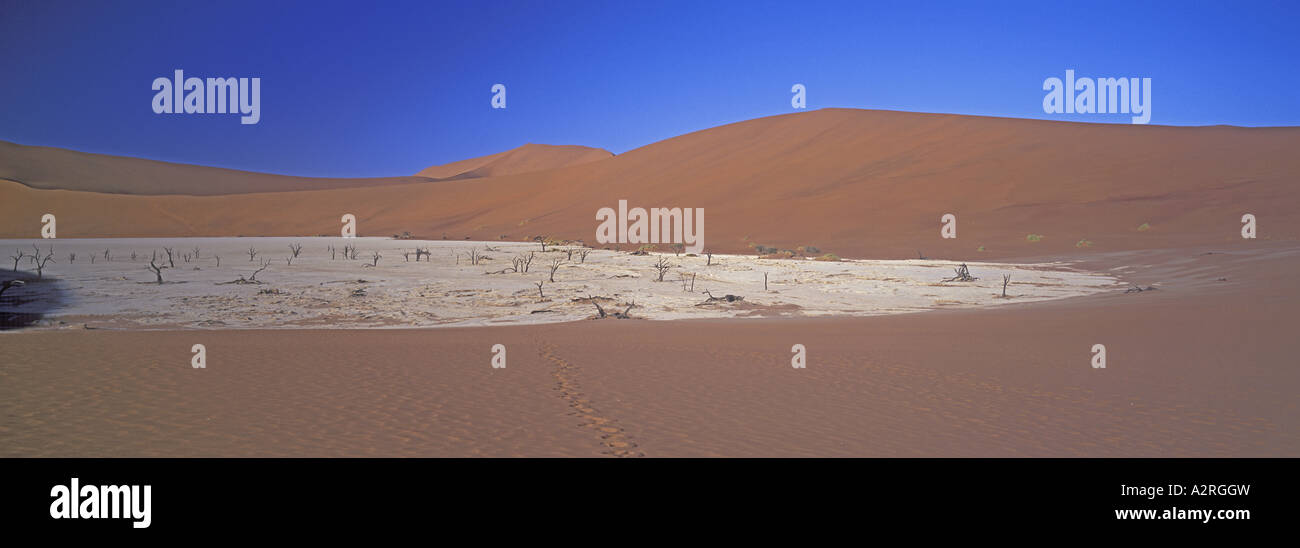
[289,243,303,259]
[103,249,111,262]
[0,279,24,298]
[327,245,336,260]
[701,290,744,303]
[285,256,294,266]
[369,251,382,267]
[1001,274,1011,297]
[587,294,607,318]
[68,253,76,264]
[192,246,201,259]
[9,249,22,271]
[90,255,96,264]
[511,252,534,273]
[578,248,591,264]
[653,256,672,282]
[764,272,769,290]
[148,251,166,284]
[247,247,258,262]
[249,259,271,282]
[548,258,564,282]
[679,272,696,292]
[705,250,713,266]
[535,280,545,298]
[942,263,978,282]
[131,251,138,261]
[162,247,176,268]
[671,243,684,256]
[183,253,191,263]
[463,248,483,266]
[214,255,221,267]
[30,245,55,279]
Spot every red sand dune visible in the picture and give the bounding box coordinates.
[2,109,1297,258]
[415,143,612,180]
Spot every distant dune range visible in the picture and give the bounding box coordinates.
[2,108,1297,258]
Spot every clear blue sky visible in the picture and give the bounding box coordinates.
[1,0,1297,177]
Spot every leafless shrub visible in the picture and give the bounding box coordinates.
[160,247,175,268]
[192,246,200,259]
[9,249,23,272]
[463,248,483,266]
[1001,274,1011,297]
[942,263,978,282]
[653,256,672,282]
[103,249,111,262]
[289,243,303,258]
[548,258,565,282]
[327,245,336,260]
[535,280,545,298]
[369,251,382,267]
[578,248,591,264]
[705,250,713,266]
[247,246,258,262]
[414,247,431,262]
[68,253,76,263]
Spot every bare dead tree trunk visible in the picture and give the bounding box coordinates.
[535,280,545,298]
[289,243,302,258]
[1002,274,1011,297]
[148,251,165,284]
[162,247,175,268]
[9,249,22,271]
[548,258,564,282]
[248,247,258,262]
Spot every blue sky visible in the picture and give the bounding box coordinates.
[1,0,1296,177]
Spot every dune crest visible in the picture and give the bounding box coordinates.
[415,143,613,179]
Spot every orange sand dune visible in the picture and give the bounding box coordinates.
[415,143,612,179]
[2,109,1298,258]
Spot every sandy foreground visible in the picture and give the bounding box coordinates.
[1,242,1294,457]
[0,237,1115,329]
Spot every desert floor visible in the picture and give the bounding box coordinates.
[1,242,1294,457]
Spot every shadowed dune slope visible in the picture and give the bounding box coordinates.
[0,140,439,196]
[2,109,1298,258]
